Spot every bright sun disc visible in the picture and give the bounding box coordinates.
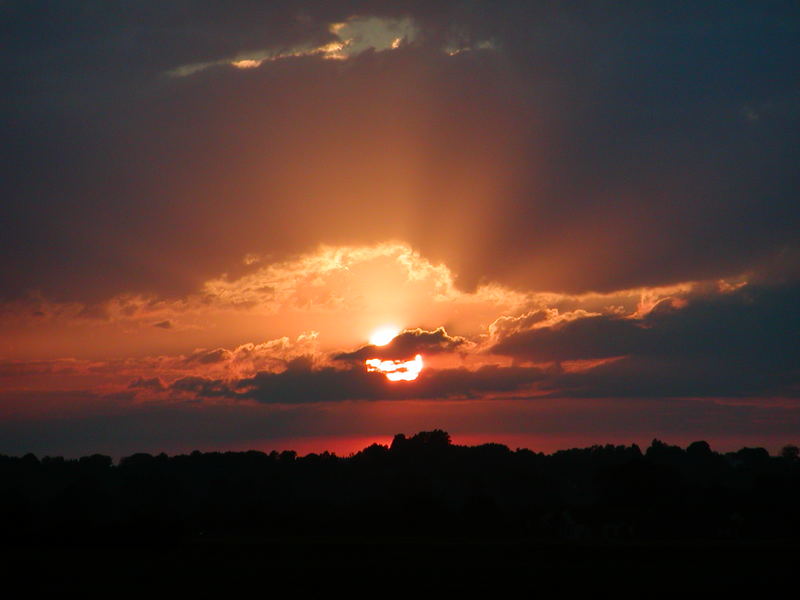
[365,354,424,381]
[370,326,400,346]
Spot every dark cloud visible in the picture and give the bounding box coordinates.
[170,375,230,397]
[493,283,800,398]
[153,320,172,329]
[333,327,467,362]
[493,315,644,362]
[183,348,233,365]
[171,355,547,404]
[2,1,798,302]
[488,310,551,339]
[128,377,166,392]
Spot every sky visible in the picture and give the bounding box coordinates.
[1,1,799,458]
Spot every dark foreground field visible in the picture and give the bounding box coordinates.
[2,430,799,590]
[4,539,799,592]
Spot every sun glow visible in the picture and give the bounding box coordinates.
[370,326,400,346]
[365,354,424,381]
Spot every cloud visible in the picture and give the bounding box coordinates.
[166,277,800,405]
[4,279,798,406]
[492,283,800,398]
[6,280,798,406]
[167,15,422,77]
[184,348,234,365]
[171,375,231,398]
[333,326,469,362]
[168,354,547,404]
[2,2,797,305]
[128,377,166,392]
[492,314,646,362]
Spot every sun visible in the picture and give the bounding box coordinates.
[366,354,424,381]
[365,325,423,381]
[369,326,400,346]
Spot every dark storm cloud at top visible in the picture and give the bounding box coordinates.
[2,1,799,302]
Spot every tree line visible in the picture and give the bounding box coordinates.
[1,430,798,543]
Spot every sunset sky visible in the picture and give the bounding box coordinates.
[2,1,799,458]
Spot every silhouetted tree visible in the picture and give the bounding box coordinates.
[781,445,799,461]
[687,441,712,457]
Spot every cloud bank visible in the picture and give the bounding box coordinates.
[3,1,797,303]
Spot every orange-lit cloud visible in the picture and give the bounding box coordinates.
[169,15,421,77]
[1,272,799,459]
[0,243,526,360]
[2,271,794,410]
